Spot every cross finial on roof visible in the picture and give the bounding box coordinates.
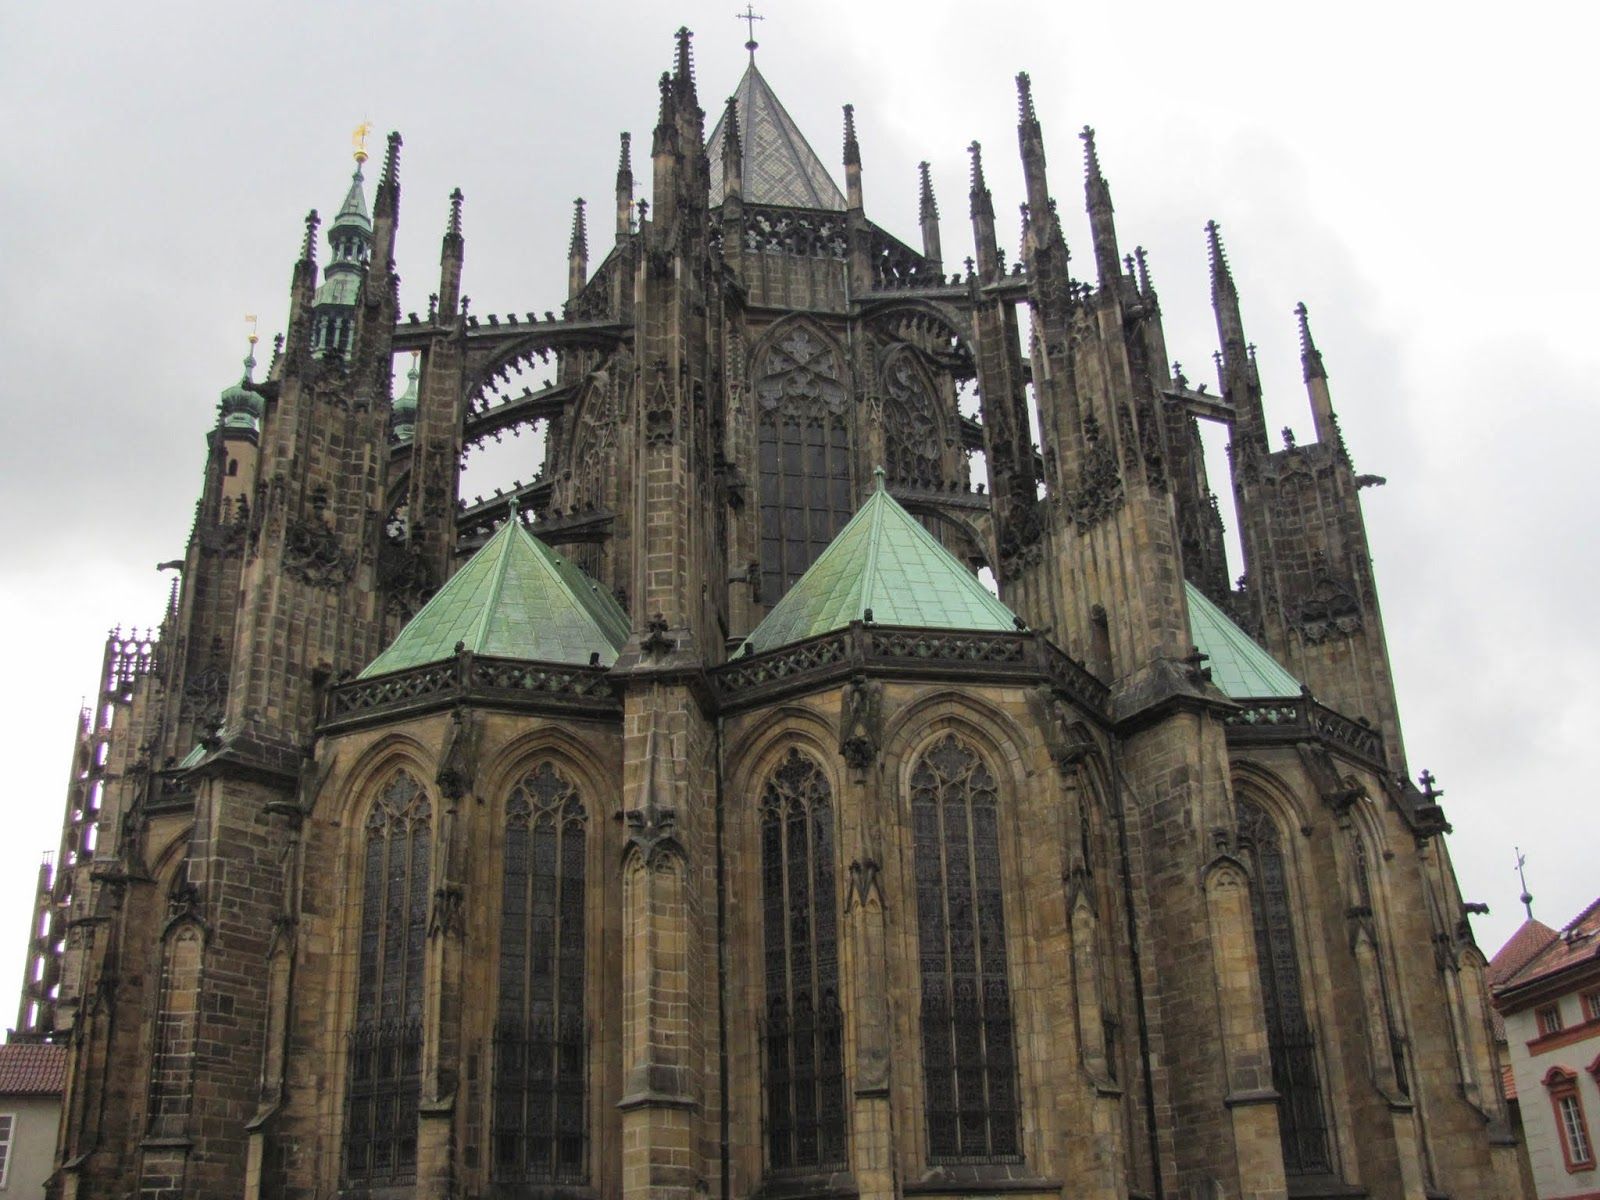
[736,4,763,58]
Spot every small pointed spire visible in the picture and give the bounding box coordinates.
[1134,245,1153,296]
[968,141,998,276]
[1206,219,1233,296]
[673,27,697,103]
[1016,71,1039,130]
[568,198,589,298]
[299,209,320,263]
[374,131,402,218]
[1295,301,1326,381]
[569,198,588,259]
[616,132,634,240]
[842,104,863,210]
[918,162,942,269]
[1515,846,1534,921]
[447,188,464,240]
[722,97,743,200]
[872,464,887,492]
[918,161,939,222]
[1077,125,1120,288]
[968,141,990,215]
[243,316,259,382]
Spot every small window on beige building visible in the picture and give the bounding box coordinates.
[1538,1004,1565,1036]
[0,1111,13,1187]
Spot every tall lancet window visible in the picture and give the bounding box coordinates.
[761,749,847,1171]
[912,734,1020,1162]
[1237,799,1332,1177]
[345,771,432,1187]
[495,763,588,1184]
[755,328,853,604]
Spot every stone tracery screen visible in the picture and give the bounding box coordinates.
[911,734,1020,1162]
[883,347,944,491]
[755,328,854,604]
[495,762,588,1184]
[761,748,847,1171]
[344,771,432,1188]
[1238,798,1332,1176]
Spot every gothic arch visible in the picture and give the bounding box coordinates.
[878,343,952,491]
[882,691,1041,794]
[725,705,842,802]
[480,726,618,822]
[323,733,436,827]
[861,300,977,374]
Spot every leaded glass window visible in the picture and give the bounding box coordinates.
[912,735,1019,1162]
[762,749,846,1171]
[345,771,431,1187]
[883,348,944,491]
[756,328,853,603]
[1237,799,1331,1177]
[494,762,588,1184]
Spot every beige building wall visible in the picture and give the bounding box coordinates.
[0,1095,60,1199]
[1504,1001,1600,1197]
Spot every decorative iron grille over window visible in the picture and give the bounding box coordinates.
[495,762,588,1184]
[762,749,847,1171]
[1237,799,1332,1177]
[344,771,431,1187]
[756,329,853,603]
[911,734,1020,1162]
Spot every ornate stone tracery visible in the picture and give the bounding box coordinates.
[882,347,945,490]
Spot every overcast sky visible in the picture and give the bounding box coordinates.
[0,1,1594,1018]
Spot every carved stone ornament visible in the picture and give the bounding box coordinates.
[1297,574,1363,643]
[838,673,884,769]
[845,857,883,911]
[883,349,942,489]
[1072,412,1124,531]
[428,884,465,939]
[756,328,846,427]
[644,359,675,449]
[282,515,352,587]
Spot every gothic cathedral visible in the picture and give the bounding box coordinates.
[13,28,1525,1200]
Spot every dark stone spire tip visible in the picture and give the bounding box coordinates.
[1296,301,1326,380]
[1015,71,1037,125]
[842,103,860,166]
[918,161,939,221]
[570,198,588,258]
[300,209,320,262]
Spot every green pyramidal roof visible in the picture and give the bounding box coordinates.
[1184,581,1302,699]
[360,517,629,677]
[743,477,1019,654]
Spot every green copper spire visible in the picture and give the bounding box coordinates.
[1183,581,1301,699]
[391,351,420,442]
[360,513,630,677]
[218,325,263,431]
[743,470,1019,654]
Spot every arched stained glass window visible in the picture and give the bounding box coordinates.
[912,734,1019,1162]
[755,328,853,604]
[761,749,846,1171]
[495,762,588,1184]
[1237,799,1332,1177]
[883,348,944,491]
[345,771,432,1187]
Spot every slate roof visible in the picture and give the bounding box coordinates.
[0,1042,66,1096]
[1184,582,1302,700]
[706,61,846,211]
[360,516,629,677]
[742,475,1018,654]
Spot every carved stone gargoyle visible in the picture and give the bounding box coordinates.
[839,673,884,770]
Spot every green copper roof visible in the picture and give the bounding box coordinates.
[360,516,629,677]
[1184,581,1302,699]
[743,476,1019,654]
[330,163,372,235]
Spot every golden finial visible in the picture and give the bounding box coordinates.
[352,120,374,165]
[245,314,259,347]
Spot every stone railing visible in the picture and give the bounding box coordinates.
[323,652,618,730]
[712,622,1110,717]
[1223,695,1385,767]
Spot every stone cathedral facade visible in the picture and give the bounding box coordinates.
[13,28,1527,1200]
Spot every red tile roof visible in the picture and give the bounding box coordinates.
[1491,898,1600,1008]
[0,1042,65,1096]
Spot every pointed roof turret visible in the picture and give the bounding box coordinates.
[706,61,846,210]
[742,471,1020,654]
[1183,582,1301,699]
[390,351,420,443]
[360,511,630,677]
